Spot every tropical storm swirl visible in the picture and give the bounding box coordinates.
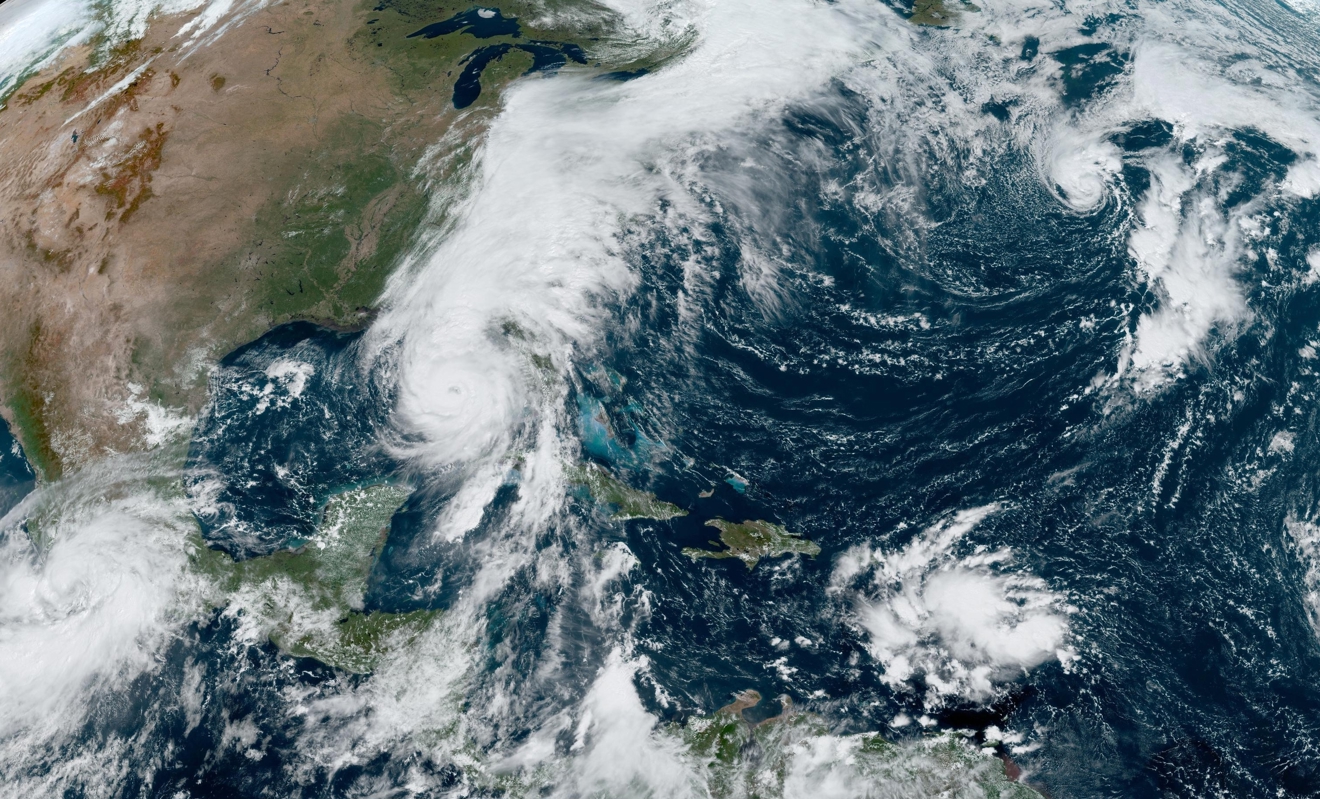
[2,0,1320,795]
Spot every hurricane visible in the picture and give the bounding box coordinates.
[2,0,1320,795]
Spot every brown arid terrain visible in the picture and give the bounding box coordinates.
[0,0,624,480]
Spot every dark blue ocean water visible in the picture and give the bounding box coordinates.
[184,321,398,557]
[595,102,1320,795]
[0,417,34,518]
[158,90,1320,796]
[13,2,1320,796]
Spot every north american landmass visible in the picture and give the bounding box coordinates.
[0,0,638,481]
[191,481,432,673]
[0,0,948,485]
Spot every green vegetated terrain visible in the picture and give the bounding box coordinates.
[355,0,681,100]
[683,518,820,569]
[241,121,431,327]
[353,0,580,104]
[566,464,820,569]
[0,0,685,480]
[0,0,968,479]
[678,691,1043,799]
[191,483,435,673]
[571,461,688,520]
[163,0,676,386]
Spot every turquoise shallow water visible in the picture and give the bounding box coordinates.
[165,91,1320,797]
[7,0,1320,794]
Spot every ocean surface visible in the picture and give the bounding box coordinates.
[5,0,1320,795]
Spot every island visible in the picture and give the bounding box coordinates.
[683,518,820,569]
[570,462,688,521]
